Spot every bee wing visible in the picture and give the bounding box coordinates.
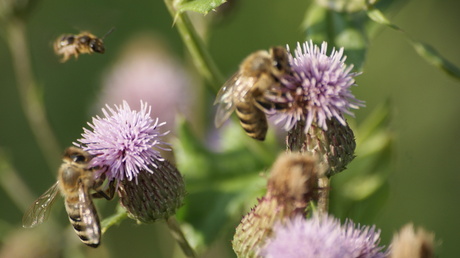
[78,183,100,245]
[22,182,60,228]
[214,73,240,128]
[215,72,258,128]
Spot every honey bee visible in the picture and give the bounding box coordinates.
[22,146,114,247]
[214,46,292,140]
[53,28,114,62]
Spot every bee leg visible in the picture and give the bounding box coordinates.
[73,51,79,60]
[60,54,69,63]
[252,75,275,112]
[92,180,115,200]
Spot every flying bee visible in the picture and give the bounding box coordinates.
[53,28,115,62]
[22,146,114,248]
[214,46,292,141]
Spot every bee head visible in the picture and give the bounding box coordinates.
[90,27,115,54]
[59,35,75,47]
[270,46,291,74]
[63,147,92,164]
[89,38,105,54]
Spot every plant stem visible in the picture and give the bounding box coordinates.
[163,0,225,93]
[5,17,61,170]
[286,119,330,214]
[101,205,128,234]
[317,176,330,215]
[0,149,35,212]
[166,216,197,258]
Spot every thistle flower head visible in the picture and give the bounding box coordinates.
[274,40,363,133]
[76,100,170,182]
[259,214,386,258]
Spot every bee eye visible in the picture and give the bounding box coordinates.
[70,154,87,163]
[66,36,75,44]
[274,61,283,70]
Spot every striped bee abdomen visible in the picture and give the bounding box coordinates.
[64,187,101,248]
[235,101,268,141]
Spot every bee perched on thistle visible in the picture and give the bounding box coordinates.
[22,147,115,247]
[214,46,292,141]
[53,28,114,62]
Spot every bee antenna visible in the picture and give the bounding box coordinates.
[102,27,116,40]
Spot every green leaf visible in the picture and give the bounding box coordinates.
[173,117,278,248]
[410,41,460,80]
[367,7,460,80]
[303,4,369,70]
[177,0,227,15]
[366,7,402,32]
[329,102,394,224]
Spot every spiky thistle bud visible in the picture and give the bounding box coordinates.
[117,159,185,223]
[232,153,323,257]
[286,117,356,177]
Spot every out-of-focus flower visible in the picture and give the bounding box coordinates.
[388,224,435,258]
[233,153,323,257]
[258,214,386,258]
[272,40,363,133]
[76,101,170,182]
[96,34,195,135]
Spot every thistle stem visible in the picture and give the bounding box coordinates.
[286,119,330,214]
[166,216,197,258]
[0,149,35,212]
[5,17,61,170]
[163,0,225,93]
[101,205,128,234]
[317,176,330,215]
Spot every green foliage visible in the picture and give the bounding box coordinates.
[171,103,395,250]
[366,7,460,80]
[411,41,460,79]
[173,116,280,249]
[329,102,394,224]
[303,1,460,80]
[303,4,369,70]
[177,0,227,15]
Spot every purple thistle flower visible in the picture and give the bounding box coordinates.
[259,214,386,258]
[76,100,170,182]
[273,40,364,132]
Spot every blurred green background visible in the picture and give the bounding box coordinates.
[1,0,460,257]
